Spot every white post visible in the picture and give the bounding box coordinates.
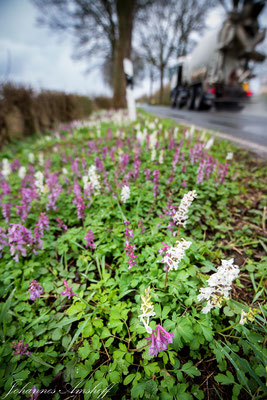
[123,58,136,122]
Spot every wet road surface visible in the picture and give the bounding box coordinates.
[140,104,267,158]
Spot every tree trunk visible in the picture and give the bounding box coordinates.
[159,67,164,104]
[113,0,135,109]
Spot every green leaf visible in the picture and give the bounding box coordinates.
[109,371,121,383]
[181,361,201,378]
[124,374,135,385]
[131,381,146,398]
[215,371,235,385]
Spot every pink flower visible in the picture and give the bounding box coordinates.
[12,340,31,358]
[145,324,174,357]
[61,280,75,299]
[29,280,43,301]
[84,230,95,248]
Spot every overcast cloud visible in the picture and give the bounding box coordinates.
[0,0,266,97]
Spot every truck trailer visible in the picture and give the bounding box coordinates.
[170,0,266,110]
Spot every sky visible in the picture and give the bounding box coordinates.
[0,0,266,98]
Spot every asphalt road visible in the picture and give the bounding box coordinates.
[140,104,267,158]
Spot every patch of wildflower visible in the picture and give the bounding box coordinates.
[88,165,101,194]
[29,280,43,301]
[173,190,197,227]
[33,213,49,251]
[34,171,45,194]
[161,239,192,271]
[124,221,137,269]
[84,229,95,248]
[1,158,11,178]
[240,307,261,325]
[121,185,130,203]
[138,287,156,334]
[8,223,34,262]
[56,217,68,231]
[61,280,75,299]
[12,340,31,357]
[197,258,240,313]
[30,386,40,400]
[145,325,174,357]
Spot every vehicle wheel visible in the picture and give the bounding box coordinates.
[177,93,184,109]
[186,87,195,110]
[194,86,204,111]
[170,93,177,108]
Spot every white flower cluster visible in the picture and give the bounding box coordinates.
[38,152,44,166]
[205,137,214,150]
[121,185,130,203]
[173,190,198,228]
[34,171,45,194]
[197,258,240,314]
[87,165,101,194]
[28,153,35,163]
[18,166,26,180]
[162,239,192,271]
[158,149,164,164]
[138,287,156,334]
[1,159,11,178]
[136,129,147,146]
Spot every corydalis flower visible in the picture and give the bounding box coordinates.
[18,166,26,179]
[145,325,174,357]
[61,280,75,299]
[240,307,261,325]
[12,340,31,357]
[124,221,137,270]
[197,258,240,313]
[84,229,95,248]
[56,217,68,231]
[173,190,197,228]
[30,386,40,400]
[121,185,130,203]
[34,171,45,194]
[29,280,43,301]
[8,223,34,262]
[162,239,192,271]
[139,287,156,334]
[1,158,11,178]
[88,165,101,194]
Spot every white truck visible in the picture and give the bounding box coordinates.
[170,0,266,110]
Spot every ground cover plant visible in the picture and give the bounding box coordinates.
[0,109,266,400]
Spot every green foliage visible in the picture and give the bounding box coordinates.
[0,111,266,399]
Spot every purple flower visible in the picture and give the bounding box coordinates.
[30,386,40,400]
[46,184,62,211]
[29,280,43,301]
[124,221,137,270]
[10,158,21,172]
[61,280,75,299]
[33,214,49,251]
[152,170,160,197]
[56,217,68,231]
[8,223,34,262]
[12,340,31,358]
[0,227,7,256]
[1,180,11,196]
[1,202,12,223]
[145,325,174,357]
[84,230,95,248]
[73,196,85,219]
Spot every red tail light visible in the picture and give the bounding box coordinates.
[246,90,253,97]
[207,88,216,94]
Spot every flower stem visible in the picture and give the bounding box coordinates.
[215,321,239,334]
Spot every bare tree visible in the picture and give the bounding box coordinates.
[138,0,215,103]
[32,0,151,108]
